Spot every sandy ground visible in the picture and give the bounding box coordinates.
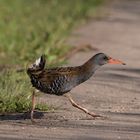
[0,0,140,139]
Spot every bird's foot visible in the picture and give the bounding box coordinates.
[91,114,102,118]
[31,117,37,123]
[30,110,44,123]
[87,112,104,119]
[90,113,108,120]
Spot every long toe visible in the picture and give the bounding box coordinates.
[91,114,108,120]
[31,118,36,123]
[89,113,103,118]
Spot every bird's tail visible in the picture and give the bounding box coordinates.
[27,54,46,75]
[34,54,46,70]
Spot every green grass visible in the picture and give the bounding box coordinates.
[0,0,103,113]
[0,0,103,65]
[0,70,52,113]
[0,70,31,113]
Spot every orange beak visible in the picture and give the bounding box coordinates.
[108,58,126,65]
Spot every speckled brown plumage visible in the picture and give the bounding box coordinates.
[27,53,125,122]
[27,54,98,96]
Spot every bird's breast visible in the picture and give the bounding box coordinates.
[30,74,76,95]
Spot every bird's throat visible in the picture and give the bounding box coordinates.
[77,60,100,84]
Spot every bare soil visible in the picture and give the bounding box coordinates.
[0,0,140,139]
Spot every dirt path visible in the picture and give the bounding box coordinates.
[0,0,140,139]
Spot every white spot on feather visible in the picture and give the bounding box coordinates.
[35,57,41,66]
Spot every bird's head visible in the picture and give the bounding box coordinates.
[93,53,126,66]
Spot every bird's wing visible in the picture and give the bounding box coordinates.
[38,66,80,85]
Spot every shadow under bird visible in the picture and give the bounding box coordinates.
[27,53,125,122]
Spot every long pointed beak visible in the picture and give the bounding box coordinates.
[108,58,126,65]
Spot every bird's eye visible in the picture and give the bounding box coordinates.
[103,56,108,60]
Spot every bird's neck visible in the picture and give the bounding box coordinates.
[82,56,100,73]
[77,57,100,84]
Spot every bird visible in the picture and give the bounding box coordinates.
[27,53,125,122]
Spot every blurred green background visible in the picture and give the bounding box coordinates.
[0,0,103,113]
[0,0,103,65]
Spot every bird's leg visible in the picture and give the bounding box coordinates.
[65,94,101,118]
[31,89,36,122]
